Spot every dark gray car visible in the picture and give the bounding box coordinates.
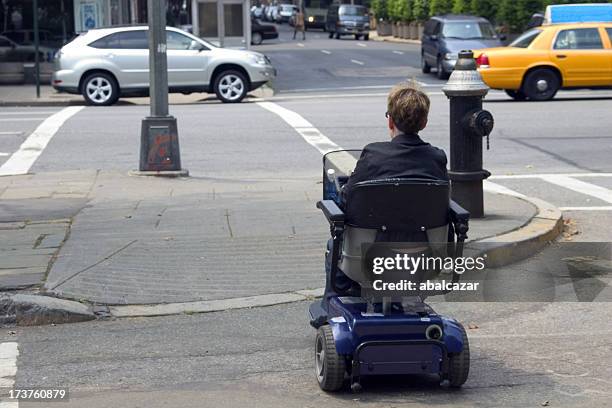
[326,4,370,40]
[421,15,503,79]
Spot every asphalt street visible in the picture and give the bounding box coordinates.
[1,22,612,407]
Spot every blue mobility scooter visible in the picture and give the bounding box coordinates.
[309,150,471,392]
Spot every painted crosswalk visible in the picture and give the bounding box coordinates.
[0,107,83,176]
[489,173,612,212]
[0,342,18,408]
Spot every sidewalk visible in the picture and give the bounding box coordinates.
[0,85,273,106]
[0,169,562,314]
[368,30,421,45]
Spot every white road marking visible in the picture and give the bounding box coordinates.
[320,49,331,54]
[350,59,364,65]
[297,42,305,47]
[257,102,340,154]
[0,342,18,408]
[356,42,367,47]
[483,180,525,198]
[490,173,612,179]
[0,118,50,122]
[560,206,612,211]
[0,106,83,177]
[0,153,9,157]
[393,50,404,55]
[540,175,612,204]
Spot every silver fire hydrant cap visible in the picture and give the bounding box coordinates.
[442,50,490,97]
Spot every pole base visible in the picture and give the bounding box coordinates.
[129,169,189,178]
[139,116,183,172]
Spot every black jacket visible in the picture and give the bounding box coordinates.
[342,133,449,202]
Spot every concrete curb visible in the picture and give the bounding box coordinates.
[0,293,96,326]
[478,181,564,267]
[109,289,324,318]
[0,98,84,107]
[369,32,421,45]
[107,189,563,319]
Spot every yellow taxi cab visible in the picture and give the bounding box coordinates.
[474,22,612,100]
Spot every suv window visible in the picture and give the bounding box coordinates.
[509,28,541,48]
[90,30,148,49]
[607,28,612,43]
[554,28,603,49]
[0,37,12,47]
[167,31,198,50]
[424,19,435,35]
[339,5,367,16]
[441,21,496,39]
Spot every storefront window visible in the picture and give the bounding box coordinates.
[198,2,217,37]
[223,3,242,37]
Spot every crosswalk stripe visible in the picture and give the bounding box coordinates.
[0,342,19,408]
[560,206,612,211]
[490,173,612,179]
[540,175,612,204]
[0,106,83,176]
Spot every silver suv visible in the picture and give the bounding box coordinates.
[52,26,276,105]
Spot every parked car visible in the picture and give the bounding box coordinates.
[0,34,54,62]
[52,26,276,105]
[1,29,56,47]
[277,4,297,24]
[421,14,503,79]
[252,18,279,45]
[326,4,370,40]
[475,22,612,101]
[305,8,327,31]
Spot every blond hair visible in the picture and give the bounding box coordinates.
[387,82,430,134]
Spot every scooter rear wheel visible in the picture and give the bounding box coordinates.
[448,324,470,387]
[315,325,346,391]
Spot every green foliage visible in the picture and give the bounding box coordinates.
[430,0,453,16]
[402,0,414,21]
[452,0,470,14]
[470,0,496,21]
[412,0,430,21]
[372,0,390,20]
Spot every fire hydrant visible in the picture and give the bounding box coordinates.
[442,50,494,218]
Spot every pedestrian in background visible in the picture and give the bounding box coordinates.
[293,7,305,40]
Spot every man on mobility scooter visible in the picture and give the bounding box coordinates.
[309,83,471,391]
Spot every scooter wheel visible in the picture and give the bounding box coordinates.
[448,324,470,387]
[315,325,346,391]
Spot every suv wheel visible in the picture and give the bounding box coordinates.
[81,72,119,106]
[421,53,431,74]
[214,70,248,103]
[436,57,449,80]
[252,32,263,45]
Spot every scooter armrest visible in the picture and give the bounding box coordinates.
[317,200,345,224]
[449,200,470,224]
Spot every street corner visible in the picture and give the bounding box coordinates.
[471,187,564,268]
[1,292,95,326]
[1,1,612,406]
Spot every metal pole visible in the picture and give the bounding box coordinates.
[148,0,169,117]
[33,0,40,98]
[136,0,186,176]
[2,0,8,32]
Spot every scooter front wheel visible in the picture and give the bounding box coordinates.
[315,325,346,391]
[448,324,470,387]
